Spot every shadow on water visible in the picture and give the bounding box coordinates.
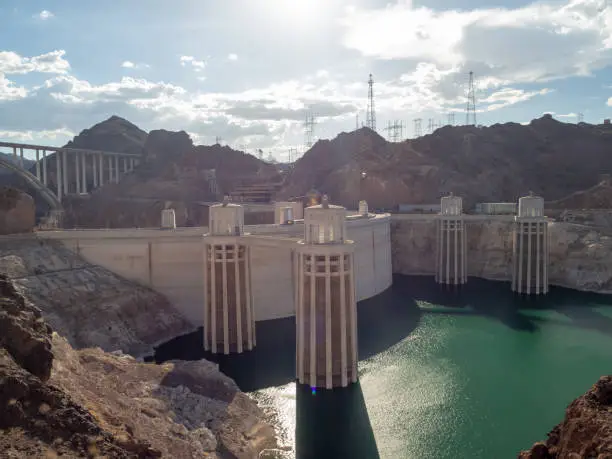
[151,283,422,391]
[295,382,380,459]
[395,274,612,336]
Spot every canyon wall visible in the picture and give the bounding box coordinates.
[0,237,194,357]
[391,217,612,294]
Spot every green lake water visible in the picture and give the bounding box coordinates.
[153,275,612,459]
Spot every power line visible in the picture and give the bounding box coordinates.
[365,73,376,131]
[466,71,477,126]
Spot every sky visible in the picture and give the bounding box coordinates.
[0,0,610,162]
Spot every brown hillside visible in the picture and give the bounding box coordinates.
[548,176,612,209]
[279,115,612,210]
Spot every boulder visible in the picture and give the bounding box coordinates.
[0,187,35,234]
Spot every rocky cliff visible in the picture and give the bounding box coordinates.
[279,115,612,209]
[0,274,277,458]
[0,187,35,235]
[0,237,193,356]
[519,376,612,458]
[391,218,612,293]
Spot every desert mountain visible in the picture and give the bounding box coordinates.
[279,115,612,209]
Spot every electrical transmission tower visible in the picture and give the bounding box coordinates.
[304,111,317,151]
[466,71,477,126]
[365,73,376,131]
[385,120,403,142]
[447,113,455,126]
[427,118,435,134]
[413,119,422,138]
[288,147,299,164]
[578,113,584,123]
[215,136,223,145]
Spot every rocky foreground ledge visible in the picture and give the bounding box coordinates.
[0,273,277,458]
[519,376,612,458]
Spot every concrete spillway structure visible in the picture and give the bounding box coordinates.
[435,193,467,286]
[203,197,255,353]
[512,192,549,295]
[295,196,358,389]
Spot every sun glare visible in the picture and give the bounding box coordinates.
[262,0,324,29]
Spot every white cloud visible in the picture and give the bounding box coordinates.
[179,55,206,72]
[607,97,612,106]
[0,74,27,101]
[557,112,578,118]
[340,0,612,86]
[0,128,74,141]
[0,50,70,75]
[121,61,150,70]
[0,47,557,157]
[227,53,238,61]
[36,10,54,20]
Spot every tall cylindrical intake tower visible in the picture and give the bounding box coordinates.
[512,192,549,294]
[436,193,467,285]
[203,196,255,353]
[295,196,358,389]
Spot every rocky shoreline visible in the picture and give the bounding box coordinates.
[0,239,278,458]
[519,376,612,458]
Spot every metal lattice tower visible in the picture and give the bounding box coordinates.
[413,119,422,138]
[427,118,435,134]
[578,113,584,123]
[385,120,403,142]
[447,113,455,126]
[304,112,316,151]
[466,71,477,126]
[365,73,376,131]
[356,114,359,130]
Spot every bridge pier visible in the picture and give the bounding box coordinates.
[62,151,68,197]
[93,154,98,188]
[42,150,48,186]
[82,153,87,193]
[75,151,81,194]
[35,149,41,181]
